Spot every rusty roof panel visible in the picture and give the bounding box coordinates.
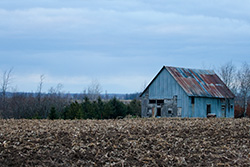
[166,66,235,98]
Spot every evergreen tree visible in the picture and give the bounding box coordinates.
[82,96,95,119]
[63,101,82,119]
[108,97,127,118]
[127,99,141,117]
[97,96,104,119]
[49,107,58,120]
[102,101,113,119]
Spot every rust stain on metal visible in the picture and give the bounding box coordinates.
[166,66,235,98]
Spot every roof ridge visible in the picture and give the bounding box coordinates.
[165,66,215,74]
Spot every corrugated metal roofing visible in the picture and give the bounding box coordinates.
[166,66,235,98]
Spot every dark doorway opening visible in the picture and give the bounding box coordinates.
[156,108,161,117]
[222,105,226,117]
[207,104,211,115]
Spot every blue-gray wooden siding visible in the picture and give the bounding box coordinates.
[189,97,234,118]
[147,68,190,117]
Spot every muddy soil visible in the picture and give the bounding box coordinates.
[0,118,249,166]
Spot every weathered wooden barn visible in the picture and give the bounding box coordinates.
[140,66,235,118]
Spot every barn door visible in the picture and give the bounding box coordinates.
[222,105,226,117]
[207,104,211,116]
[156,107,161,117]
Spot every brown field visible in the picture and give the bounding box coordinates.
[0,118,249,167]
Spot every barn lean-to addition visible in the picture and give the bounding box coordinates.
[140,66,235,118]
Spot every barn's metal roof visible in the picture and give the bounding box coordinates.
[166,66,235,98]
[140,66,235,99]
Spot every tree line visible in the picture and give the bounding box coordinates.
[0,91,141,119]
[0,72,141,119]
[52,97,141,120]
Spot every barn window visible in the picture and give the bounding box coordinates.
[149,99,156,104]
[221,105,225,111]
[147,109,152,116]
[173,95,177,103]
[157,100,164,105]
[191,97,195,104]
[168,109,173,114]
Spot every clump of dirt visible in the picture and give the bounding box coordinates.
[0,118,249,166]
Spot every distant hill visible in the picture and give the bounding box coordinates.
[4,92,142,100]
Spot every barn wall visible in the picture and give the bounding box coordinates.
[142,68,189,117]
[191,97,234,118]
[141,89,149,117]
[193,97,219,117]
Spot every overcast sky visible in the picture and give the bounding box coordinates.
[1,0,250,93]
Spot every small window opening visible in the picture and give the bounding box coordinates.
[147,109,152,116]
[157,100,164,105]
[221,105,226,111]
[231,104,233,109]
[173,95,177,103]
[156,108,161,117]
[168,109,173,114]
[149,99,156,104]
[191,97,195,104]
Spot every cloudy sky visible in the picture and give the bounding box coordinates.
[1,0,250,93]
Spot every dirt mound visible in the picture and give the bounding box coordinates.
[0,118,249,166]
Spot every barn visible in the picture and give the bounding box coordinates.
[140,66,235,118]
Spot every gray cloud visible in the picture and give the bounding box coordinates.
[0,0,250,93]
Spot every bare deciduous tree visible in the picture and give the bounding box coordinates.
[0,68,13,118]
[218,61,237,93]
[1,68,13,98]
[87,79,102,101]
[37,74,45,103]
[48,83,63,95]
[237,62,250,117]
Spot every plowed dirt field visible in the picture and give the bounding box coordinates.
[0,118,249,166]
